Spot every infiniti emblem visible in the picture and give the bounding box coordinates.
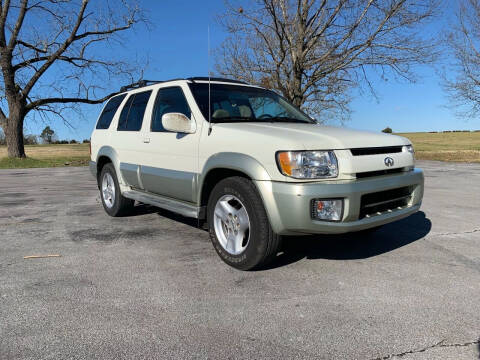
[384,157,394,167]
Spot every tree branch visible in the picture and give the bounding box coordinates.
[0,0,10,47]
[26,93,117,112]
[0,106,6,127]
[21,0,89,97]
[7,0,28,50]
[14,55,113,71]
[15,39,48,53]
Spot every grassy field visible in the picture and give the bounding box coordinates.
[0,143,90,169]
[398,131,480,163]
[0,131,479,168]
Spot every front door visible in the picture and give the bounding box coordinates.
[139,86,199,203]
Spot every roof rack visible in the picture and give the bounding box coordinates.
[119,77,249,93]
[120,80,161,92]
[187,77,247,84]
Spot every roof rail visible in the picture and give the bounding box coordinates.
[119,77,249,92]
[187,77,248,85]
[120,80,161,92]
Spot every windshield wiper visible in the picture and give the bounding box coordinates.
[212,116,259,123]
[212,116,313,124]
[266,116,312,124]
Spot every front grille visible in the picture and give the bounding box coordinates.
[356,168,404,179]
[350,146,403,156]
[359,186,412,219]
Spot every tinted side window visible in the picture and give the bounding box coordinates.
[96,94,126,129]
[117,91,152,131]
[152,87,191,132]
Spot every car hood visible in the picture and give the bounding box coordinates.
[213,122,410,150]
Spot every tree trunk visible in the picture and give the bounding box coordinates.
[5,105,26,158]
[291,70,304,108]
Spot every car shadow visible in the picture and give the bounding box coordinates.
[262,211,432,270]
[128,204,431,271]
[127,203,206,228]
[477,339,480,359]
[128,203,161,217]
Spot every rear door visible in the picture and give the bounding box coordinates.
[139,86,199,203]
[114,90,153,188]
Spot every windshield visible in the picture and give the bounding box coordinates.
[188,83,314,124]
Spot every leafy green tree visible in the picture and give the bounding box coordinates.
[40,126,55,144]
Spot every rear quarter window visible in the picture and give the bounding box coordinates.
[96,94,127,130]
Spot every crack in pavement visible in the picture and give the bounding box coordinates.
[431,228,480,237]
[370,339,480,360]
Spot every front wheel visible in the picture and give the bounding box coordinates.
[207,176,281,270]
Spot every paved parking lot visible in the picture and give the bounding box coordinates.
[0,161,479,359]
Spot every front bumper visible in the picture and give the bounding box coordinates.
[255,168,424,235]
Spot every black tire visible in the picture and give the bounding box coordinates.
[207,176,281,270]
[99,163,134,217]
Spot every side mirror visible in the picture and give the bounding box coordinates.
[161,113,196,134]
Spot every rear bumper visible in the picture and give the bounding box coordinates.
[255,169,424,235]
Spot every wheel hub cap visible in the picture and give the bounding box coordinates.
[101,172,115,209]
[213,195,250,255]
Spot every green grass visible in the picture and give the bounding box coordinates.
[0,143,90,169]
[0,156,89,169]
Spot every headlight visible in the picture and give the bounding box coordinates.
[276,150,338,179]
[403,145,414,154]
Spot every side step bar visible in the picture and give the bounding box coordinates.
[123,190,205,219]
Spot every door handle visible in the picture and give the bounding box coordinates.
[143,138,150,144]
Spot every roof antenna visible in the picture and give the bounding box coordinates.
[207,25,213,136]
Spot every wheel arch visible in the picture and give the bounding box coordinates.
[197,152,271,207]
[96,146,123,184]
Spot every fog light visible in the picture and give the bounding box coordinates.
[312,199,343,221]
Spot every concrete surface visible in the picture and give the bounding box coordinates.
[0,160,479,360]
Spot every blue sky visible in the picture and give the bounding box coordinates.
[24,0,480,141]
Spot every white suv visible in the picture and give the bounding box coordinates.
[90,77,424,270]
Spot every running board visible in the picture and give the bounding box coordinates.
[123,190,205,219]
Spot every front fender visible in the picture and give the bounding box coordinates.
[197,152,272,204]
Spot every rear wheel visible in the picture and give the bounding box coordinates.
[207,176,281,270]
[99,163,134,217]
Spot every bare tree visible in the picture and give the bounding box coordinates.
[443,0,480,118]
[216,0,440,122]
[0,0,145,158]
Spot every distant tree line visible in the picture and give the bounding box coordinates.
[382,126,480,134]
[0,126,89,146]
